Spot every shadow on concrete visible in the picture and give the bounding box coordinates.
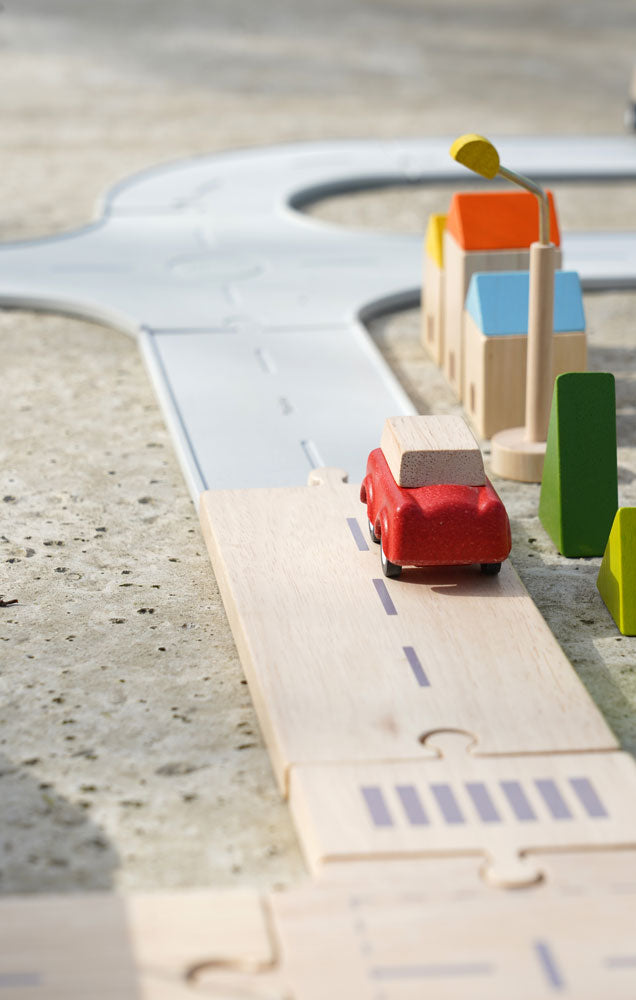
[0,757,145,996]
[0,754,120,893]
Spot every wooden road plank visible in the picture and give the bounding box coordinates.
[0,889,273,1000]
[6,870,636,999]
[200,480,616,790]
[262,881,636,1000]
[289,739,636,882]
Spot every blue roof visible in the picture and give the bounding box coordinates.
[465,271,585,336]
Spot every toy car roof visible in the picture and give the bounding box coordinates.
[380,415,486,488]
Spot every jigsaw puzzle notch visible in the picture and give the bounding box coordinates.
[421,730,545,888]
[307,467,349,488]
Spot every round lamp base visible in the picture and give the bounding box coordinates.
[490,427,546,483]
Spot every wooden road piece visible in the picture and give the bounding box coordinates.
[240,881,636,1000]
[539,372,618,556]
[8,877,636,1000]
[0,892,139,1000]
[7,864,636,1000]
[129,889,275,995]
[314,847,636,899]
[199,478,616,790]
[0,889,274,1000]
[289,732,636,883]
[597,507,636,635]
[380,414,485,486]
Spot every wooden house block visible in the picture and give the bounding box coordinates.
[289,738,636,883]
[539,373,618,557]
[421,213,446,365]
[462,270,587,439]
[199,478,615,792]
[442,190,561,400]
[380,414,485,486]
[597,507,636,635]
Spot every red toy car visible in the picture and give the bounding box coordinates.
[360,416,511,578]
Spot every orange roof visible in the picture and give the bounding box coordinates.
[446,190,560,251]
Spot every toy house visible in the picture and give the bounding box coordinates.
[463,270,587,439]
[421,213,447,366]
[442,190,562,400]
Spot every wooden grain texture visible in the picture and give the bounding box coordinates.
[539,372,618,556]
[0,889,275,1000]
[200,480,616,791]
[463,314,587,439]
[525,241,557,441]
[597,507,636,635]
[312,847,636,896]
[259,880,636,1000]
[10,876,636,1000]
[289,737,636,882]
[0,893,139,1000]
[380,415,485,486]
[129,889,275,993]
[421,252,445,365]
[490,425,548,482]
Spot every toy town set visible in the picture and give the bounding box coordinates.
[2,136,636,997]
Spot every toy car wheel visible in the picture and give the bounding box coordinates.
[480,562,501,576]
[381,544,401,579]
[368,518,380,544]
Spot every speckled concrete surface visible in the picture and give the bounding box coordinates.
[1,0,636,895]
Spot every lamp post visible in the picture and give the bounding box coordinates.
[450,134,557,482]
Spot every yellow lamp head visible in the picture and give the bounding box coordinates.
[450,134,500,180]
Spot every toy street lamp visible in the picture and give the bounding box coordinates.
[450,134,557,482]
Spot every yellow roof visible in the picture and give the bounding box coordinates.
[425,213,447,267]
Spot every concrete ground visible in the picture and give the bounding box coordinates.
[1,0,636,894]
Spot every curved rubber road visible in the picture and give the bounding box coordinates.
[1,136,636,497]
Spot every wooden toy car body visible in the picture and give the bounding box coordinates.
[360,444,511,578]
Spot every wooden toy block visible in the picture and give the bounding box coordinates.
[199,476,615,794]
[597,507,636,635]
[441,190,561,400]
[9,879,636,1000]
[288,732,636,884]
[421,213,446,365]
[531,847,636,895]
[379,414,485,487]
[539,372,618,556]
[463,270,587,438]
